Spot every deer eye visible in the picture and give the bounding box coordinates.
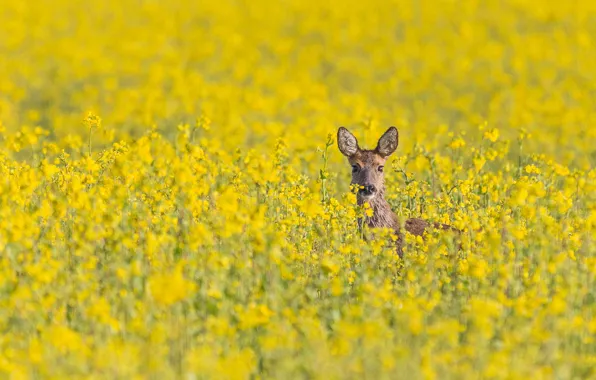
[378,165,384,172]
[351,164,360,173]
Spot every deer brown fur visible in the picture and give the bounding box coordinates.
[337,126,451,255]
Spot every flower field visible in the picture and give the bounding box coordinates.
[1,0,596,378]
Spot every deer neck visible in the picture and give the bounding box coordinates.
[358,190,398,230]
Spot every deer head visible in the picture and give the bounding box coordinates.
[337,126,399,203]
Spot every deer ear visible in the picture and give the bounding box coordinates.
[376,127,399,157]
[337,127,359,157]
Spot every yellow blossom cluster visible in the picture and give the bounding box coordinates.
[1,0,596,378]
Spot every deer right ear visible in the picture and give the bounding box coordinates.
[337,127,359,157]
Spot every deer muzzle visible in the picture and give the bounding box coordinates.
[359,184,377,196]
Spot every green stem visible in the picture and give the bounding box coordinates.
[320,135,333,204]
[88,128,93,157]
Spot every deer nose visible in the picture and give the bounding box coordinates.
[359,184,376,195]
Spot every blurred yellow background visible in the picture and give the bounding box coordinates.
[3,0,596,166]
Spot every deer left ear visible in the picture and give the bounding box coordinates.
[376,127,399,157]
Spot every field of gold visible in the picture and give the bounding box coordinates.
[1,0,596,378]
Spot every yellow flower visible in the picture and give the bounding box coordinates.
[525,164,541,174]
[83,112,102,130]
[483,128,500,142]
[321,257,340,275]
[42,326,88,356]
[237,304,274,330]
[148,268,196,307]
[449,137,466,149]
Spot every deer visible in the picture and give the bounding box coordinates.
[337,126,453,256]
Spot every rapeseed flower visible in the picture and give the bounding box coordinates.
[0,0,594,378]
